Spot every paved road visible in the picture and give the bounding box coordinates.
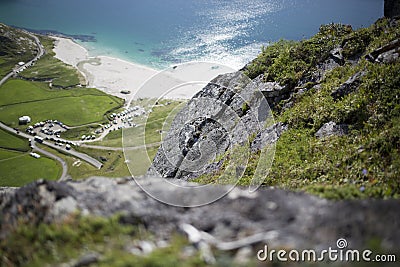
[0,32,105,171]
[0,31,45,87]
[0,122,69,181]
[31,141,69,181]
[0,71,15,87]
[43,140,103,169]
[0,122,103,170]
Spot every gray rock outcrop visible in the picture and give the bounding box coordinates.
[330,47,345,65]
[331,71,366,100]
[254,76,292,108]
[251,122,287,152]
[315,121,349,139]
[148,72,277,180]
[1,177,400,253]
[366,38,400,64]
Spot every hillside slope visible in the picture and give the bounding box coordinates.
[150,17,400,200]
[0,23,37,77]
[1,17,400,267]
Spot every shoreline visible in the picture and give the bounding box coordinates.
[52,36,157,102]
[52,36,235,102]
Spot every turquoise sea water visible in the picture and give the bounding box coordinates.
[0,0,383,69]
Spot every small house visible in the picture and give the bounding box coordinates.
[19,116,31,125]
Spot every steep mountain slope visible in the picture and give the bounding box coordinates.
[150,18,400,199]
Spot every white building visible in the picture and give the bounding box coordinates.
[19,116,31,125]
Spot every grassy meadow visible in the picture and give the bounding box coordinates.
[18,36,85,88]
[0,149,61,186]
[0,79,123,128]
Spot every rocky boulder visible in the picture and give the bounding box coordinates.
[315,121,349,139]
[253,75,292,108]
[1,177,400,254]
[330,47,345,65]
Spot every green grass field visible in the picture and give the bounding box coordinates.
[0,79,119,105]
[0,95,119,127]
[0,79,123,127]
[19,36,85,88]
[0,128,29,152]
[0,127,61,186]
[0,149,61,187]
[125,146,159,176]
[98,129,123,147]
[38,145,131,180]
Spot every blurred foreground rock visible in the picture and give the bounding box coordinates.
[1,177,400,253]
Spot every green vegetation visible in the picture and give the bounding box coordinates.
[0,128,29,152]
[18,35,85,88]
[244,24,353,83]
[61,124,102,140]
[37,144,130,180]
[75,146,131,178]
[244,19,400,86]
[197,18,400,199]
[0,25,125,186]
[126,146,159,176]
[0,149,61,187]
[0,79,123,127]
[0,214,257,267]
[99,129,123,147]
[0,128,60,187]
[0,23,36,77]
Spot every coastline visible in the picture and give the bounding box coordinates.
[52,37,236,102]
[52,36,157,102]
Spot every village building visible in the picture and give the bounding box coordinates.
[18,115,31,125]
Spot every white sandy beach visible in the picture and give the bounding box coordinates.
[53,37,157,102]
[52,37,235,102]
[53,37,88,66]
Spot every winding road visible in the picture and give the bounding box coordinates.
[0,122,103,170]
[0,122,71,180]
[0,30,163,182]
[31,141,69,181]
[0,31,106,180]
[0,31,44,87]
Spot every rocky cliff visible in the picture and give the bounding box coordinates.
[149,18,400,200]
[147,71,283,182]
[1,17,400,267]
[1,177,400,265]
